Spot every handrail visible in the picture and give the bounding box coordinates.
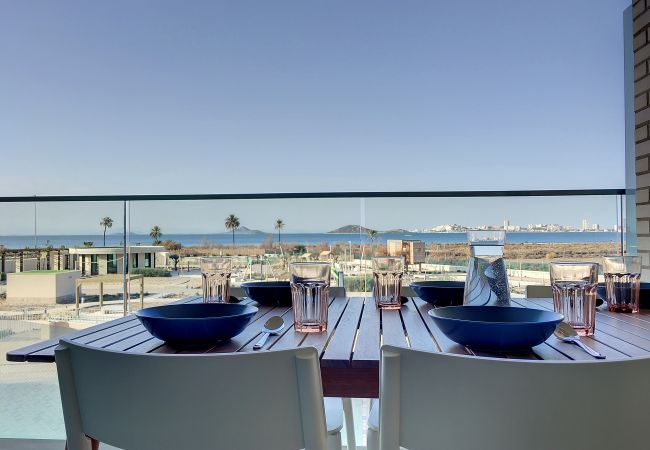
[0,189,631,202]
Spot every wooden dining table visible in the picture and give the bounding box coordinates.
[8,295,650,398]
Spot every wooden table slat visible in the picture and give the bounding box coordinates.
[351,298,380,368]
[537,298,650,342]
[103,330,154,352]
[73,321,144,345]
[530,343,571,360]
[123,336,166,354]
[381,309,408,348]
[5,316,138,362]
[519,298,644,357]
[512,298,630,359]
[594,312,650,338]
[298,296,350,355]
[399,298,439,352]
[83,324,150,349]
[204,305,291,354]
[411,297,470,355]
[239,306,297,352]
[321,298,365,368]
[266,296,348,353]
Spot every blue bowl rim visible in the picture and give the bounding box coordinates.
[240,281,290,288]
[428,306,564,325]
[135,303,259,320]
[410,281,464,289]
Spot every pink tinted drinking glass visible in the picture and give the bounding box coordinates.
[290,262,330,333]
[550,262,598,336]
[603,256,642,313]
[372,257,404,310]
[200,257,232,303]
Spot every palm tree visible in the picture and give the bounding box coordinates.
[150,225,162,244]
[225,214,240,247]
[275,219,285,244]
[367,229,378,256]
[99,217,113,246]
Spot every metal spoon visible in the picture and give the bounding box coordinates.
[554,322,605,359]
[253,316,285,350]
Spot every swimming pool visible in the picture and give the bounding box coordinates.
[0,320,71,439]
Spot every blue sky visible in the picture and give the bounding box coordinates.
[0,0,632,233]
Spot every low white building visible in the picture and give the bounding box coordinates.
[68,246,167,276]
[6,270,81,305]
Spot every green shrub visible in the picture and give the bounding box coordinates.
[0,273,5,282]
[344,275,373,292]
[131,268,171,277]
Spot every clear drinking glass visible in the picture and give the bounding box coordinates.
[372,257,404,310]
[550,262,598,336]
[603,256,642,313]
[290,262,330,333]
[201,257,232,303]
[464,230,511,306]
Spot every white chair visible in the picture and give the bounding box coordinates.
[56,340,343,450]
[525,285,552,298]
[368,345,650,450]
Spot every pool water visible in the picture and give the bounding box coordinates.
[0,320,71,439]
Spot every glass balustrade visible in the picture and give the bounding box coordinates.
[0,189,633,440]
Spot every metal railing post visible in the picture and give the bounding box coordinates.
[123,200,128,316]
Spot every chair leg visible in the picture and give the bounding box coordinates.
[327,431,342,450]
[366,428,379,450]
[64,437,99,450]
[342,398,356,450]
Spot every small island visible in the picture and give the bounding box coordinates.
[328,225,373,234]
[232,226,268,235]
[327,225,409,234]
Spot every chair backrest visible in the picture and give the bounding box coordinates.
[378,345,650,450]
[330,286,346,298]
[56,341,328,450]
[525,284,552,298]
[230,286,246,298]
[400,286,416,297]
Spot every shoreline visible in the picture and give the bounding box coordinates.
[0,231,623,250]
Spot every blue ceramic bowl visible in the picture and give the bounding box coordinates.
[241,281,292,306]
[135,303,258,347]
[410,281,465,306]
[428,306,564,352]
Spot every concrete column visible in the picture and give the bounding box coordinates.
[634,0,650,279]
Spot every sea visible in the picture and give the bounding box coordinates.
[0,231,622,249]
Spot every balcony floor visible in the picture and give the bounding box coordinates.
[0,439,362,450]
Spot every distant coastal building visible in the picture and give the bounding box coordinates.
[503,219,520,232]
[387,240,425,268]
[68,245,167,276]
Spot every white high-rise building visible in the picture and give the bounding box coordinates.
[581,219,589,231]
